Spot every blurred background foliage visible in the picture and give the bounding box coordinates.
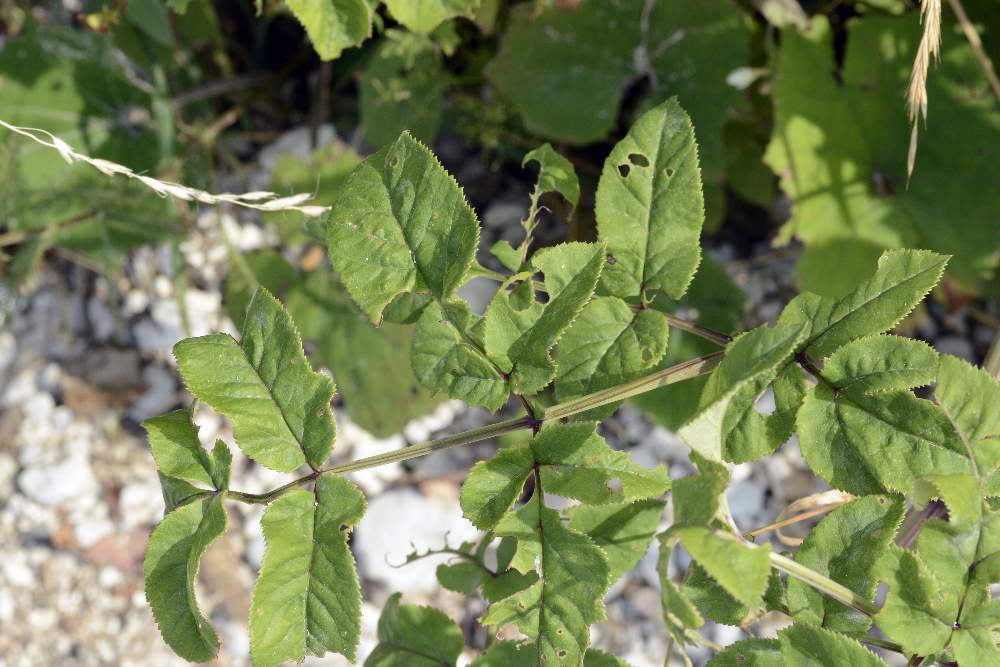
[1,0,998,434]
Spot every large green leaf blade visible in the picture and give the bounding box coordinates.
[365,593,464,666]
[706,638,782,666]
[797,384,970,495]
[326,132,479,323]
[596,97,704,301]
[780,249,948,359]
[174,289,336,472]
[287,0,372,60]
[786,496,904,635]
[249,476,367,666]
[144,495,227,663]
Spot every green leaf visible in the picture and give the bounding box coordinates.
[554,297,669,403]
[671,455,730,527]
[144,495,227,663]
[471,641,535,667]
[533,422,671,505]
[483,242,604,393]
[326,132,479,324]
[777,625,886,666]
[706,638,782,666]
[568,499,664,582]
[679,321,805,462]
[646,0,751,182]
[382,0,479,33]
[682,561,749,625]
[286,0,373,60]
[486,1,640,143]
[288,269,438,438]
[780,249,948,359]
[144,409,215,488]
[675,527,770,608]
[596,98,704,301]
[657,538,705,651]
[436,561,487,595]
[913,474,982,529]
[786,496,904,635]
[249,475,366,666]
[935,354,1000,485]
[523,143,580,209]
[360,30,447,147]
[484,504,611,667]
[365,593,464,666]
[822,335,938,394]
[630,255,745,430]
[174,289,336,472]
[797,383,970,496]
[158,473,208,513]
[584,649,632,667]
[765,15,999,293]
[460,445,534,529]
[412,300,509,411]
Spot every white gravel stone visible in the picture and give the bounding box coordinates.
[127,365,177,422]
[353,488,479,595]
[727,479,766,525]
[17,453,97,507]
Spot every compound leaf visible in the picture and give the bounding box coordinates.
[596,98,704,301]
[326,132,479,324]
[144,495,227,663]
[365,593,464,666]
[249,475,366,666]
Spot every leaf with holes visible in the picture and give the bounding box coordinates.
[596,98,704,301]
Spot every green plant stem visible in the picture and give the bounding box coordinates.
[227,351,723,505]
[768,552,880,618]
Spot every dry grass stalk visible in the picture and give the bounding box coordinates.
[906,0,942,179]
[0,119,331,217]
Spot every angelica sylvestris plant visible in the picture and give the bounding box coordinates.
[144,99,1000,666]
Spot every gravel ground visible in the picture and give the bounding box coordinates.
[1,127,994,667]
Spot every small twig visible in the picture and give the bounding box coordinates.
[906,0,942,178]
[896,500,947,549]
